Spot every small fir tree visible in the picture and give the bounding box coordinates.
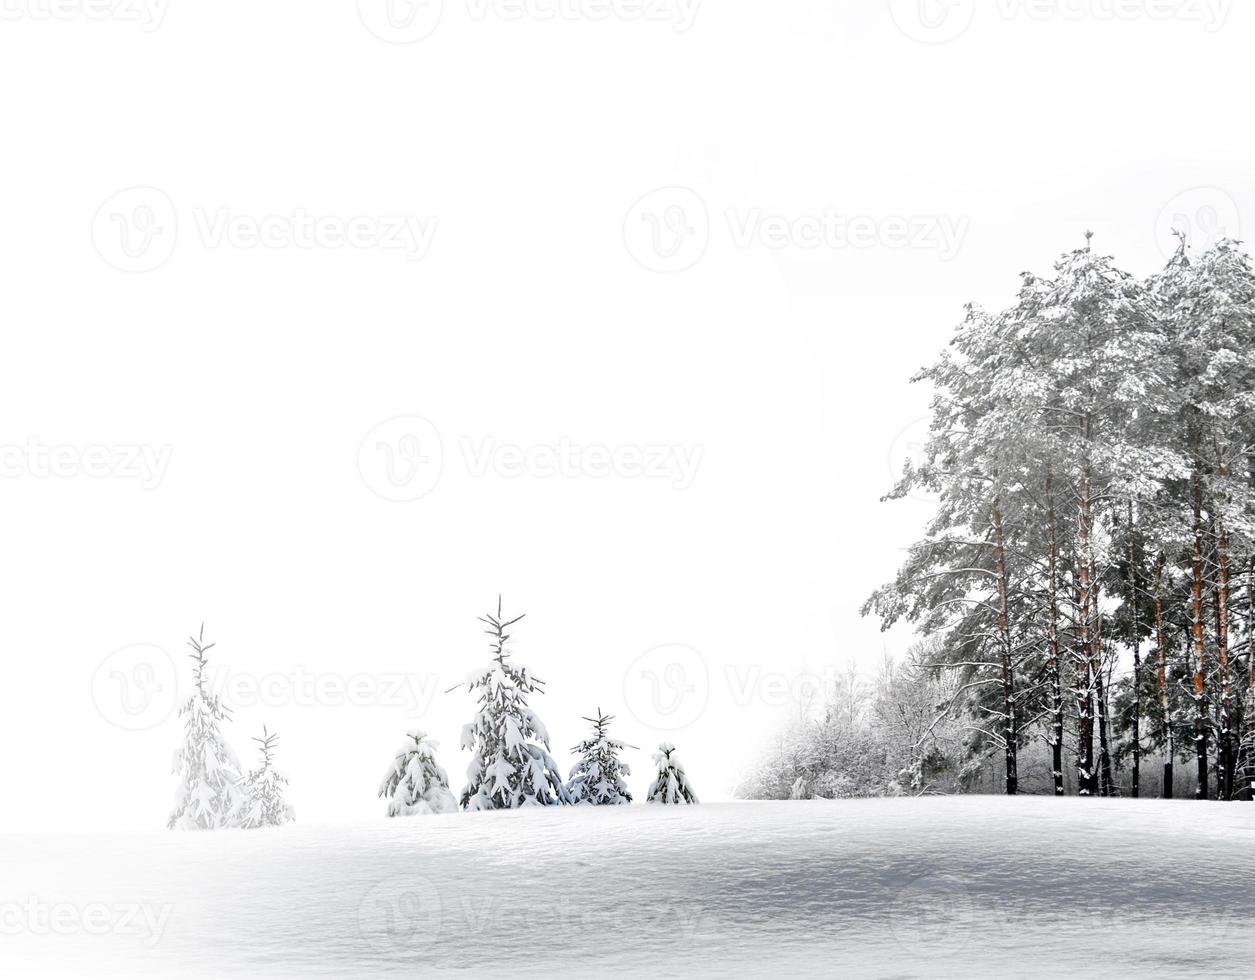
[378,730,458,816]
[241,726,295,829]
[168,625,245,830]
[646,742,699,805]
[455,597,571,809]
[566,709,635,805]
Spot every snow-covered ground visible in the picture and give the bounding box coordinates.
[3,797,1253,978]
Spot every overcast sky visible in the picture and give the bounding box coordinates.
[0,1,1250,831]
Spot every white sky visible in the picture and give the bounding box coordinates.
[0,1,1251,832]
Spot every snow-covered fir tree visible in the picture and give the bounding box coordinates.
[646,742,699,805]
[566,709,634,805]
[378,730,458,816]
[455,597,571,809]
[168,626,245,830]
[240,727,295,829]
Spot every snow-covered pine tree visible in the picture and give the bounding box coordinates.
[566,709,634,805]
[863,300,1052,796]
[168,625,245,830]
[455,598,571,810]
[646,742,699,804]
[378,730,458,816]
[240,726,295,829]
[1005,235,1173,797]
[1149,236,1255,799]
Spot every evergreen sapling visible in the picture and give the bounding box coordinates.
[378,730,458,816]
[566,709,635,805]
[241,726,295,829]
[646,742,699,805]
[168,626,245,830]
[454,598,571,810]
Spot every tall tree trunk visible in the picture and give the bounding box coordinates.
[1096,646,1115,797]
[1155,556,1173,800]
[992,499,1018,796]
[1245,557,1255,802]
[1127,501,1142,799]
[1213,512,1234,801]
[1076,460,1098,797]
[1047,472,1065,797]
[1094,578,1115,797]
[1192,469,1210,801]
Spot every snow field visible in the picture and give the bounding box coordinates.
[2,797,1253,978]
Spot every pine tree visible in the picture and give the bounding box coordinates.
[646,742,699,804]
[566,709,634,805]
[1243,559,1255,801]
[378,730,458,816]
[864,302,1054,795]
[168,625,245,830]
[1152,236,1255,799]
[455,598,571,810]
[240,727,295,829]
[1021,238,1173,795]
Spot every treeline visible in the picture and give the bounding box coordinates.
[736,648,972,800]
[864,233,1255,800]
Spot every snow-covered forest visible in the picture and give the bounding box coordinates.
[737,646,972,799]
[840,235,1255,802]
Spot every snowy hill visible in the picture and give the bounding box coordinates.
[3,797,1253,978]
